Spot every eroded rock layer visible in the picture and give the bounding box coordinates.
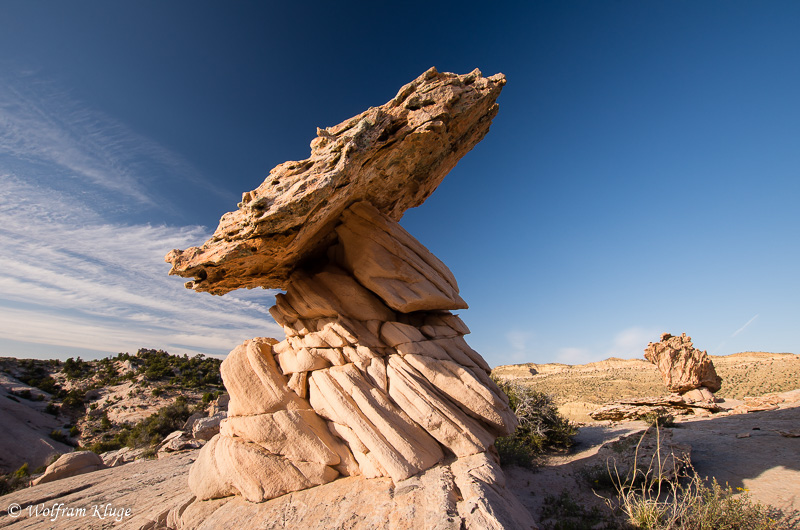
[165,67,506,294]
[188,203,517,503]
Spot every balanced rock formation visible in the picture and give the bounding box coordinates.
[590,333,723,421]
[166,68,533,528]
[644,332,722,402]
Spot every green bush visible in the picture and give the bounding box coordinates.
[14,359,61,394]
[49,429,72,445]
[60,389,87,409]
[617,474,796,529]
[133,349,222,388]
[88,439,124,453]
[640,411,675,428]
[85,395,197,453]
[493,379,578,468]
[0,465,31,495]
[13,463,29,479]
[63,357,92,380]
[540,490,612,530]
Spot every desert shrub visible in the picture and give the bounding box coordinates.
[84,395,197,453]
[44,401,60,415]
[13,463,29,478]
[63,357,92,380]
[618,474,796,529]
[14,359,61,394]
[0,464,30,495]
[60,389,87,410]
[134,349,222,388]
[601,426,797,529]
[640,411,675,428]
[119,395,194,448]
[539,489,612,530]
[49,429,73,445]
[493,379,578,468]
[94,360,121,385]
[88,439,124,453]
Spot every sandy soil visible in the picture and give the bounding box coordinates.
[1,398,797,528]
[507,392,800,525]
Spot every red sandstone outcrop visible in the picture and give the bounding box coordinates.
[165,69,533,528]
[644,332,722,401]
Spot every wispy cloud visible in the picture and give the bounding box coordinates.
[0,69,231,213]
[549,327,661,366]
[713,313,761,354]
[0,172,281,358]
[0,68,279,359]
[732,314,759,337]
[504,330,533,363]
[554,347,596,365]
[608,326,661,359]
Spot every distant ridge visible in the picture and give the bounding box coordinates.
[492,351,799,422]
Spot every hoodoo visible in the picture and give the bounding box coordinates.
[645,332,722,402]
[166,68,535,528]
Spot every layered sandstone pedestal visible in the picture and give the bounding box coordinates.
[166,68,535,529]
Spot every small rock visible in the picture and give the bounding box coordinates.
[777,430,800,438]
[192,412,226,441]
[182,412,206,432]
[33,451,106,485]
[157,430,204,455]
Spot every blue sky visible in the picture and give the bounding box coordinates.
[0,1,798,366]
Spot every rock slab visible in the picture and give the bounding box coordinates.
[180,453,535,530]
[165,67,506,293]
